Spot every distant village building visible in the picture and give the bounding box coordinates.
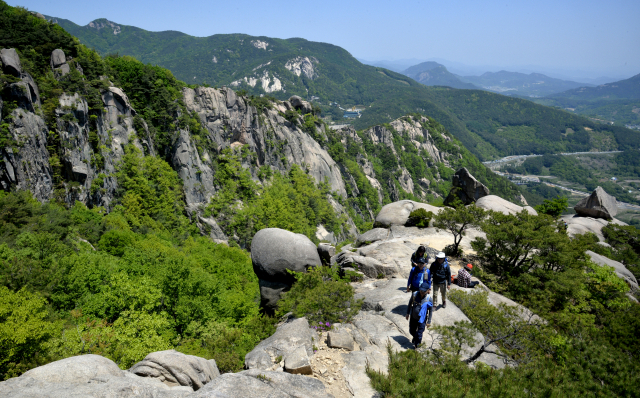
[611,177,617,182]
[343,110,361,118]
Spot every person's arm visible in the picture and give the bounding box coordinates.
[407,267,414,291]
[446,263,451,287]
[406,293,415,319]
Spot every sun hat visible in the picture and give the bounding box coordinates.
[436,252,446,259]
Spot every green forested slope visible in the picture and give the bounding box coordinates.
[402,61,477,89]
[46,16,640,160]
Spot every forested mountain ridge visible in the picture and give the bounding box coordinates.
[2,2,520,246]
[45,15,640,161]
[549,73,640,101]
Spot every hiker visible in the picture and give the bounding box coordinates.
[456,263,479,288]
[405,282,433,348]
[430,252,451,309]
[406,253,431,293]
[410,245,429,268]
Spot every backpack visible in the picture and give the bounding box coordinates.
[411,293,424,320]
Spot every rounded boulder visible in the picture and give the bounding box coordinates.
[251,228,321,283]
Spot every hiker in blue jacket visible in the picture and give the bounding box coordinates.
[405,282,433,348]
[406,249,431,293]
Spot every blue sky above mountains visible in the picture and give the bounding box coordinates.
[8,0,640,80]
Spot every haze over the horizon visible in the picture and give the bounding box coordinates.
[8,0,640,81]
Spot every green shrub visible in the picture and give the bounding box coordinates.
[276,266,362,324]
[405,208,433,228]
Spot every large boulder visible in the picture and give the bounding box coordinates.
[251,228,321,283]
[476,195,538,216]
[586,250,638,291]
[0,48,22,76]
[574,186,618,220]
[50,49,66,69]
[252,228,321,311]
[444,168,490,206]
[130,350,220,390]
[245,318,315,371]
[288,95,313,114]
[20,355,122,384]
[374,200,441,228]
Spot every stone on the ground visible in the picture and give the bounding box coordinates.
[130,349,220,390]
[586,250,638,291]
[444,168,490,206]
[476,195,538,216]
[245,318,315,370]
[284,346,312,375]
[374,200,441,228]
[574,186,618,220]
[355,228,389,247]
[335,252,395,279]
[194,369,332,398]
[251,228,321,283]
[20,354,123,384]
[1,48,22,76]
[317,243,335,265]
[327,330,355,351]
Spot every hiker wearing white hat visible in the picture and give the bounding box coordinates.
[429,252,451,309]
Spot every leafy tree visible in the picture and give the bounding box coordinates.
[0,287,59,379]
[535,196,568,218]
[433,201,485,256]
[277,266,362,324]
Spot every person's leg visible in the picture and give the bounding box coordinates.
[409,317,417,343]
[441,284,448,307]
[469,281,479,288]
[415,322,426,346]
[432,284,442,306]
[426,307,433,326]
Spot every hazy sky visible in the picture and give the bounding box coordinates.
[8,0,640,79]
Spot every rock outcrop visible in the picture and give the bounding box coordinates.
[562,214,626,243]
[251,228,322,311]
[130,350,220,390]
[444,168,489,206]
[574,186,618,220]
[374,200,441,228]
[245,317,316,371]
[476,195,538,216]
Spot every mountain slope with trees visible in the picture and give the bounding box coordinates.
[402,61,477,89]
[45,16,640,161]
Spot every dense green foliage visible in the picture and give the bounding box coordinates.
[405,208,433,228]
[598,223,640,281]
[205,148,345,247]
[534,196,568,218]
[276,266,362,324]
[0,166,269,379]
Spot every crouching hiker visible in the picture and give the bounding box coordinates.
[405,282,433,349]
[456,263,479,288]
[406,248,431,293]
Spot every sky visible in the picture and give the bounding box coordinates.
[7,0,640,81]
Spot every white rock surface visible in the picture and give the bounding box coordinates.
[476,195,538,216]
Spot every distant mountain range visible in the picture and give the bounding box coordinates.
[402,62,477,90]
[548,73,640,101]
[46,16,640,160]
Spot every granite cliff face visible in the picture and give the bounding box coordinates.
[0,46,493,244]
